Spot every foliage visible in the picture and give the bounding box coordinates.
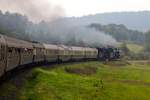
[145,31,150,43]
[145,45,150,52]
[120,42,130,55]
[0,11,31,40]
[128,52,150,60]
[127,43,144,53]
[144,31,150,52]
[89,23,145,44]
[14,61,150,100]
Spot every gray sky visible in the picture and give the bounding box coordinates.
[51,0,150,16]
[0,0,150,22]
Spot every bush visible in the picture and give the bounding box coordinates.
[128,52,150,60]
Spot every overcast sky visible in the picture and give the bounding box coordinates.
[51,0,150,17]
[0,0,150,22]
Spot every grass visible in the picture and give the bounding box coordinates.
[0,83,17,97]
[127,43,144,53]
[14,61,150,100]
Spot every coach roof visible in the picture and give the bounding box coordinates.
[71,46,85,51]
[43,43,58,50]
[4,35,33,49]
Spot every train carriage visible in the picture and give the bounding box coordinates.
[43,43,59,62]
[4,36,34,71]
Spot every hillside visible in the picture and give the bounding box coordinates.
[66,11,150,31]
[127,43,144,53]
[88,23,145,44]
[0,10,149,46]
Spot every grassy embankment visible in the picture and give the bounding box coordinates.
[1,61,150,100]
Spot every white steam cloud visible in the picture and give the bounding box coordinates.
[42,23,119,47]
[0,0,65,22]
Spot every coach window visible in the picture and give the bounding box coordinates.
[17,48,21,53]
[27,49,30,54]
[49,50,52,55]
[54,50,58,54]
[0,45,4,60]
[27,49,30,55]
[23,48,27,54]
[33,49,36,55]
[8,47,14,58]
[9,48,13,56]
[39,48,42,54]
[14,48,18,56]
[8,47,12,53]
[0,45,1,60]
[39,48,41,52]
[0,45,3,60]
[46,50,48,55]
[30,49,32,54]
[1,46,3,60]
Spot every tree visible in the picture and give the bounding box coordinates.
[145,31,150,43]
[120,42,130,55]
[144,31,150,51]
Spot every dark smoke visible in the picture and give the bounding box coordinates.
[0,0,65,22]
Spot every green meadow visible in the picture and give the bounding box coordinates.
[1,61,150,100]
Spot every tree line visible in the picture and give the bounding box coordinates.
[0,10,149,51]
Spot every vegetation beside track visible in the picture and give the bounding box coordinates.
[127,43,144,53]
[1,61,150,100]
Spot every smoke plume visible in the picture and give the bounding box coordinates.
[35,20,119,47]
[0,0,65,22]
[63,28,117,46]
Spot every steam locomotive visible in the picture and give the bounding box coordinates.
[0,34,120,77]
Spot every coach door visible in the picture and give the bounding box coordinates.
[6,47,20,71]
[0,45,6,76]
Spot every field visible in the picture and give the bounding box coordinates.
[127,43,144,53]
[1,61,150,100]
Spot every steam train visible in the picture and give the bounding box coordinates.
[0,34,120,77]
